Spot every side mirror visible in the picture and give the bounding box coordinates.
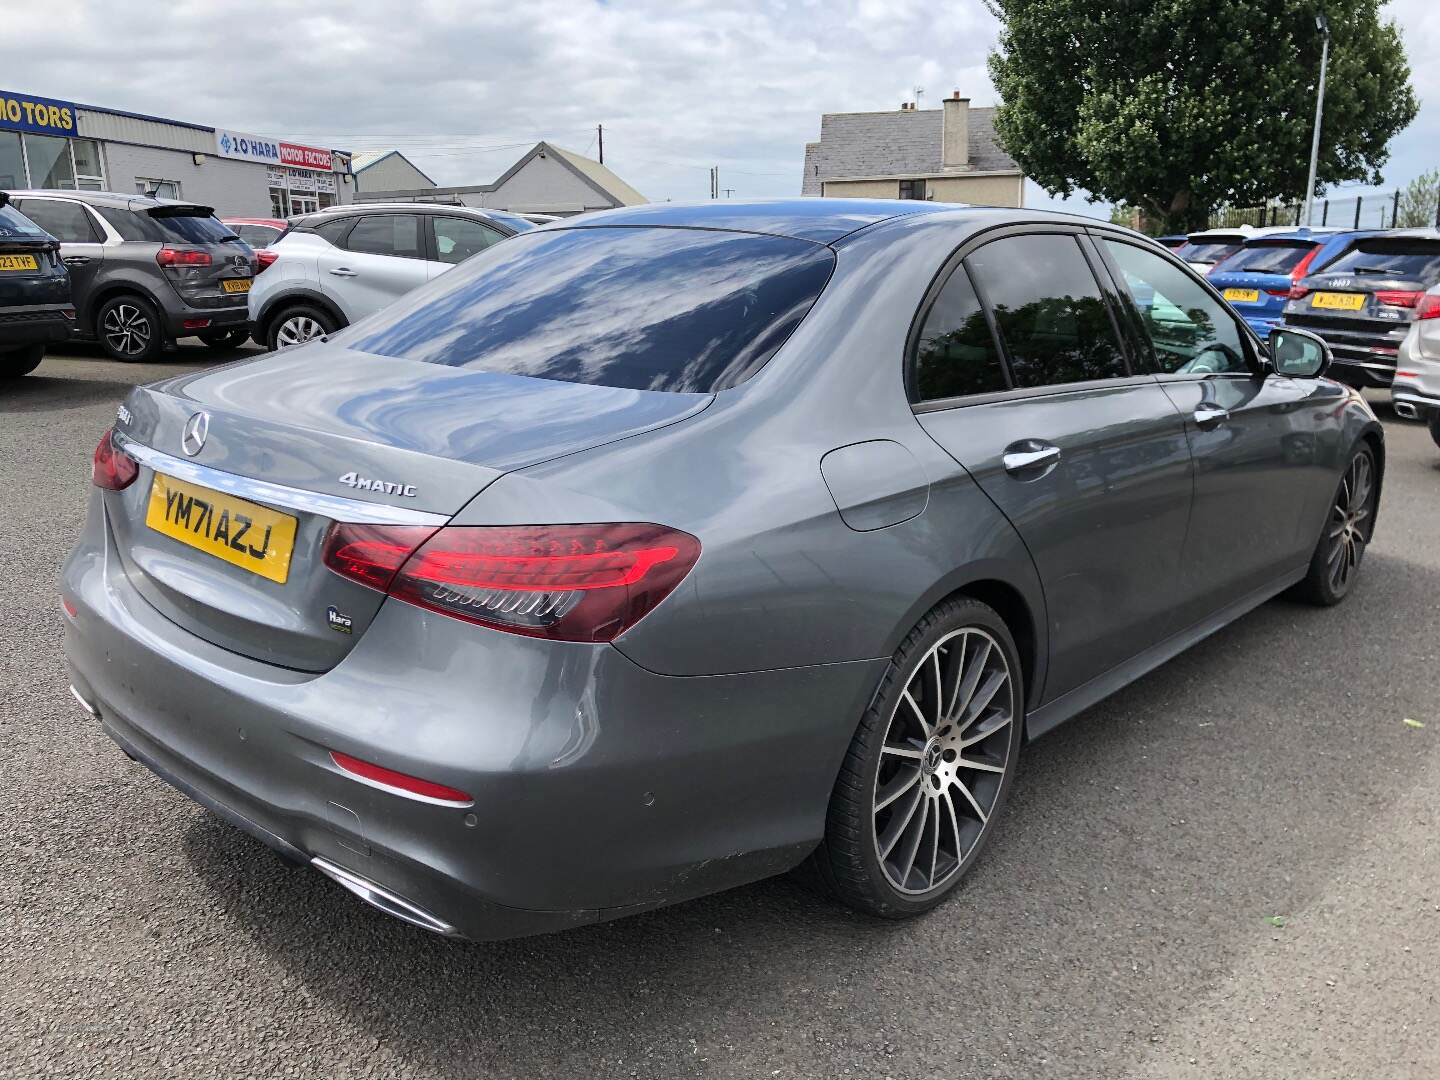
[1267,326,1331,379]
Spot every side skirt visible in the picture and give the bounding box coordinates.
[1024,566,1306,741]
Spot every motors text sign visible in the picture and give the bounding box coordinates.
[0,90,78,136]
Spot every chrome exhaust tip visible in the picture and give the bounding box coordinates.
[1393,401,1419,420]
[69,685,98,718]
[311,856,458,937]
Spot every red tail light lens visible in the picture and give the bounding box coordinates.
[1289,245,1322,283]
[1417,296,1440,321]
[92,427,138,490]
[1374,290,1421,309]
[255,250,278,273]
[1262,288,1291,298]
[329,750,473,806]
[322,522,701,642]
[156,247,212,267]
[1288,285,1310,300]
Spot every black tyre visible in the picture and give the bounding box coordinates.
[196,326,250,350]
[1292,442,1378,606]
[1428,413,1440,452]
[267,304,336,350]
[96,294,164,362]
[0,344,45,377]
[810,596,1023,919]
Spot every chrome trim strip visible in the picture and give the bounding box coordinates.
[69,685,98,718]
[113,434,451,527]
[311,857,458,937]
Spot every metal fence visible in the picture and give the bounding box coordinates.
[1210,189,1440,231]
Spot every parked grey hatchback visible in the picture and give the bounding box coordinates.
[63,201,1383,940]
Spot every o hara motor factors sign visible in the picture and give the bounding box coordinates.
[215,129,338,172]
[279,142,334,171]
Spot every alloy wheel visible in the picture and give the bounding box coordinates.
[275,315,325,347]
[101,304,152,357]
[872,628,1015,895]
[1327,450,1373,593]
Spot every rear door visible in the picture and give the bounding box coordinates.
[1095,235,1337,624]
[316,212,429,321]
[13,197,105,318]
[911,228,1194,704]
[425,213,506,280]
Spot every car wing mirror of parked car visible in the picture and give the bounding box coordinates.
[1267,326,1331,379]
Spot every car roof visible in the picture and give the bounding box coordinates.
[558,198,954,243]
[3,188,216,214]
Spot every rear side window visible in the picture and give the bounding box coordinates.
[14,199,99,243]
[93,206,235,244]
[1321,239,1440,282]
[1216,242,1316,274]
[349,227,835,393]
[0,203,48,239]
[911,267,1008,401]
[345,215,422,258]
[966,234,1128,388]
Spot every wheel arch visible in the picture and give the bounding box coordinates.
[86,283,166,336]
[256,289,348,340]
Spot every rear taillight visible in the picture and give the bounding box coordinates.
[255,250,278,273]
[1288,286,1310,300]
[1417,296,1440,321]
[91,427,138,490]
[1289,245,1322,283]
[322,522,701,642]
[1374,290,1422,308]
[156,247,212,267]
[1263,288,1290,298]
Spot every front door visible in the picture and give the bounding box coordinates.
[14,197,106,325]
[912,230,1194,704]
[315,212,430,323]
[1094,236,1339,625]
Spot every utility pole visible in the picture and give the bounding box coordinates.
[722,188,735,198]
[1302,12,1330,227]
[914,87,924,110]
[597,124,604,165]
[710,166,718,199]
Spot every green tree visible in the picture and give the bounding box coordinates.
[1396,169,1440,229]
[986,1,1418,233]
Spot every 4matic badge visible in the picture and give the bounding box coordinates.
[337,471,417,497]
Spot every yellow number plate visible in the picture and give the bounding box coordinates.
[1311,291,1365,311]
[0,254,39,271]
[145,473,297,584]
[1223,288,1259,303]
[221,278,252,293]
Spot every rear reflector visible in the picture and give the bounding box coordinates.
[329,750,473,806]
[92,427,138,490]
[322,522,701,642]
[1374,290,1422,309]
[181,318,211,330]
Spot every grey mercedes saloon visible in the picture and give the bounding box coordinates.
[63,200,1383,940]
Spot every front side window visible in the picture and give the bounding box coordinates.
[966,234,1128,388]
[14,199,99,244]
[911,266,1007,401]
[1102,239,1248,375]
[349,226,835,393]
[431,215,504,265]
[345,214,422,258]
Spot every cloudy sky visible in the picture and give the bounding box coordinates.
[2,0,1435,217]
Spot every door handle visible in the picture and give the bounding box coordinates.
[328,267,358,277]
[1194,404,1229,429]
[1002,442,1061,475]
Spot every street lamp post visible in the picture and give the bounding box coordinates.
[1302,12,1330,227]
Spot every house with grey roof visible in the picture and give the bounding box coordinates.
[354,141,646,216]
[802,92,1024,207]
[352,150,436,193]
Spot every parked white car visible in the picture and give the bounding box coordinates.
[1391,281,1440,448]
[1176,225,1339,275]
[248,204,533,349]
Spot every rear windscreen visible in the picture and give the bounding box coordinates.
[94,205,238,244]
[0,203,48,239]
[1176,242,1242,264]
[1321,240,1440,282]
[348,227,836,393]
[1215,242,1315,274]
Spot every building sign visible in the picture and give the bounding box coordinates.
[0,89,78,136]
[215,129,281,165]
[278,142,334,171]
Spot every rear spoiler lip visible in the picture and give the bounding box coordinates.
[146,202,217,219]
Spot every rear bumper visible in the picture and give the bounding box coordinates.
[159,299,249,336]
[0,303,74,349]
[61,492,880,940]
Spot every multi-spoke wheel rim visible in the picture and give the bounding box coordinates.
[1327,451,1373,593]
[101,304,151,357]
[872,628,1015,895]
[276,316,324,347]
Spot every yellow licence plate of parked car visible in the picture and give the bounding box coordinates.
[1311,291,1365,311]
[1223,288,1259,303]
[0,254,39,271]
[145,473,297,584]
[221,278,252,293]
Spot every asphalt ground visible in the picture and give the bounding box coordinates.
[2,344,1437,1079]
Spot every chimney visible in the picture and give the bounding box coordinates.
[942,90,969,168]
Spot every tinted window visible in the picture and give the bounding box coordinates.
[346,214,422,258]
[350,227,835,393]
[0,203,49,239]
[14,199,98,243]
[93,205,235,244]
[432,215,503,265]
[967,234,1127,388]
[1103,240,1248,375]
[1320,239,1440,283]
[312,217,354,246]
[912,267,1007,401]
[1176,241,1242,265]
[1216,242,1316,274]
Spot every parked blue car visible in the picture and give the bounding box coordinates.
[1209,229,1381,336]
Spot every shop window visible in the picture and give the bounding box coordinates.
[898,179,926,200]
[135,178,182,199]
[0,132,23,188]
[71,139,105,190]
[25,134,75,189]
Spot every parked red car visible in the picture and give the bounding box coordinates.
[222,217,286,272]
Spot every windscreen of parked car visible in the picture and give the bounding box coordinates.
[0,203,49,239]
[94,205,239,244]
[1213,241,1316,274]
[1317,238,1440,282]
[348,227,836,393]
[1175,241,1243,265]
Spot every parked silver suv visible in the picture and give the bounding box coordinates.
[2,190,256,360]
